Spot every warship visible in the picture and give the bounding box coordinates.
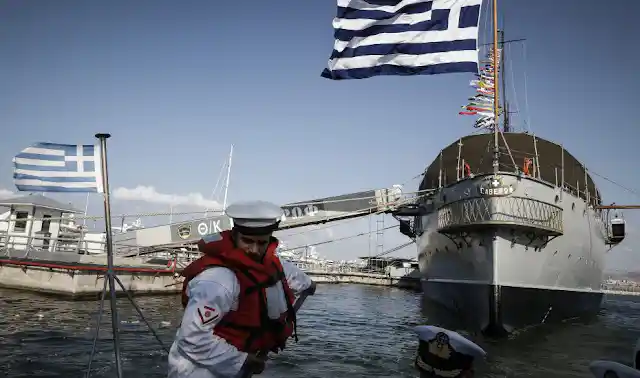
[392,11,628,335]
[395,131,627,335]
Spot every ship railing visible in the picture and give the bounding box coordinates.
[286,262,408,276]
[284,261,365,274]
[455,151,602,208]
[0,228,149,260]
[437,196,564,236]
[135,248,203,267]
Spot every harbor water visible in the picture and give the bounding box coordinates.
[1,284,639,377]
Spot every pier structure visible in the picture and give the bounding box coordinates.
[0,188,423,298]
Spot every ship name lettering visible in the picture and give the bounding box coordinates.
[197,220,223,235]
[282,204,320,221]
[479,186,513,196]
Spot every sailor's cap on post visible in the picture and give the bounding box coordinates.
[414,325,486,377]
[225,200,284,235]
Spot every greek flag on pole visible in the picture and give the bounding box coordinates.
[13,143,103,193]
[321,0,482,80]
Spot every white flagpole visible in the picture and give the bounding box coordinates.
[222,144,233,210]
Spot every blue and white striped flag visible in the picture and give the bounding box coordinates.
[321,0,482,80]
[13,143,103,193]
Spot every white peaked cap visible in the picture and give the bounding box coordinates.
[225,200,284,228]
[414,325,486,358]
[589,360,640,378]
[413,325,486,378]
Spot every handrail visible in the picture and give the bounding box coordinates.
[437,195,564,235]
[0,228,141,255]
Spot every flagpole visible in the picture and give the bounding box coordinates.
[95,133,124,378]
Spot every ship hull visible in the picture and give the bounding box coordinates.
[416,174,607,335]
[420,280,603,334]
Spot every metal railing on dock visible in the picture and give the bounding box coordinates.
[0,227,198,266]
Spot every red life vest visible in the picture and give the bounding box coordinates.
[464,162,472,178]
[181,230,297,354]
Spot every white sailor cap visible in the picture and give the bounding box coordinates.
[589,360,640,378]
[414,325,486,377]
[225,200,283,234]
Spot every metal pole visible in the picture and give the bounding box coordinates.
[222,144,233,210]
[492,0,500,175]
[95,133,124,378]
[438,150,443,188]
[560,144,565,199]
[83,193,90,226]
[499,29,509,133]
[456,138,462,181]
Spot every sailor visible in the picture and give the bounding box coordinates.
[168,200,316,378]
[413,325,486,378]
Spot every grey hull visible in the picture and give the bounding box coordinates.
[416,174,607,334]
[420,280,603,334]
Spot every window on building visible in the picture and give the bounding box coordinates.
[41,215,52,233]
[13,211,29,232]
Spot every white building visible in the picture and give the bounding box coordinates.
[0,194,83,252]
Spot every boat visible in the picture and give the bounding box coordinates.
[389,1,628,335]
[276,243,327,271]
[0,194,182,298]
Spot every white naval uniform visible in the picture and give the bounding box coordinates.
[168,260,313,378]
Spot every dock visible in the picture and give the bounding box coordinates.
[306,270,420,290]
[296,256,421,290]
[602,289,640,296]
[0,238,631,298]
[0,193,422,298]
[0,248,421,298]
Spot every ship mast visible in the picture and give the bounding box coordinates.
[491,0,500,175]
[499,29,509,132]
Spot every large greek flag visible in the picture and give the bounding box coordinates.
[321,0,482,80]
[13,143,103,193]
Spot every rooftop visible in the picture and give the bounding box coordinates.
[0,194,82,213]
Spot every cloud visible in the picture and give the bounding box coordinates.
[112,186,223,209]
[0,185,221,210]
[0,189,14,199]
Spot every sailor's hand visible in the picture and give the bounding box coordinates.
[244,353,266,374]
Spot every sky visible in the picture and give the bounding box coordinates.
[0,0,638,271]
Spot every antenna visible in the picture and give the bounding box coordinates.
[222,144,234,210]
